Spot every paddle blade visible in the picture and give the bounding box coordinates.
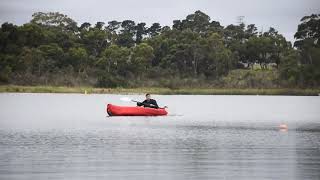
[120,97,132,102]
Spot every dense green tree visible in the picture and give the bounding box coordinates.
[99,45,130,75]
[293,14,320,86]
[38,43,64,69]
[294,14,320,49]
[18,23,46,47]
[148,23,161,37]
[79,22,91,31]
[294,14,320,65]
[146,35,170,66]
[117,20,136,47]
[31,12,78,32]
[172,20,183,30]
[105,21,120,45]
[206,21,224,36]
[205,33,234,77]
[121,20,136,33]
[68,47,88,73]
[131,43,154,74]
[0,23,20,54]
[107,21,121,32]
[95,22,105,30]
[80,26,111,56]
[184,10,211,33]
[18,47,45,75]
[0,54,16,82]
[279,49,301,85]
[245,24,258,38]
[136,22,147,44]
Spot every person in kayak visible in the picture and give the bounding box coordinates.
[137,93,159,108]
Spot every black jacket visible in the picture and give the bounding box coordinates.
[137,99,159,108]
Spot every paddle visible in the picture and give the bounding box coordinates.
[120,97,139,103]
[120,97,167,109]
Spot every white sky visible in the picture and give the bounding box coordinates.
[0,0,319,42]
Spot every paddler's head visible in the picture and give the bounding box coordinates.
[146,93,151,100]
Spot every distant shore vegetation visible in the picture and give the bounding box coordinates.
[0,11,319,89]
[1,85,319,96]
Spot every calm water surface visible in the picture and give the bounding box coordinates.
[0,93,320,180]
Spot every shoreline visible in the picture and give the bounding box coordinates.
[0,85,319,96]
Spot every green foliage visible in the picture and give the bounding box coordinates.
[96,73,127,88]
[221,69,280,88]
[80,26,111,56]
[279,50,300,86]
[148,23,161,37]
[18,23,46,47]
[131,43,154,74]
[31,12,78,32]
[0,66,11,82]
[294,14,320,49]
[292,14,320,87]
[0,11,319,88]
[68,47,88,72]
[205,33,234,77]
[136,23,147,43]
[38,43,64,69]
[185,10,211,33]
[98,45,131,77]
[18,47,45,75]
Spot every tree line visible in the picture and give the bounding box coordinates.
[0,11,319,88]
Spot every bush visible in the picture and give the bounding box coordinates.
[96,74,127,88]
[0,66,12,83]
[221,69,280,88]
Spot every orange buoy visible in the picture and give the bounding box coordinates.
[279,123,288,131]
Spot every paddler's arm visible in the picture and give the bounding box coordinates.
[151,99,159,108]
[137,100,148,106]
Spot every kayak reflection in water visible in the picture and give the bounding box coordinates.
[137,93,159,109]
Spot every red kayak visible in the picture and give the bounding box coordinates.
[107,104,168,116]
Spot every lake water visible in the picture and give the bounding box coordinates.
[0,93,320,180]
